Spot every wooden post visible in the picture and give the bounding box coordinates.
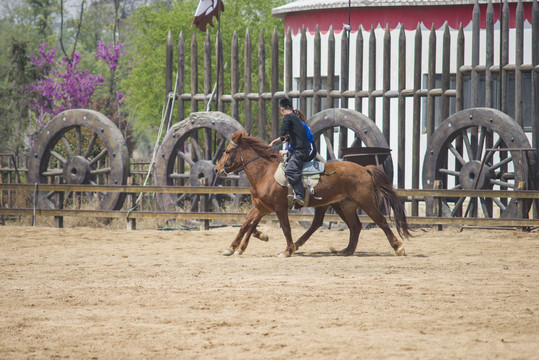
[300,26,307,114]
[200,177,209,231]
[368,25,376,121]
[434,180,443,231]
[165,30,173,128]
[382,25,390,144]
[285,28,292,95]
[126,177,136,231]
[177,31,185,122]
[355,26,363,113]
[314,26,322,114]
[517,181,529,231]
[340,24,350,153]
[271,29,280,140]
[533,0,539,191]
[244,29,252,132]
[426,25,436,138]
[398,26,406,189]
[485,1,494,109]
[191,31,199,113]
[217,30,224,112]
[231,31,239,120]
[515,0,524,127]
[412,24,422,216]
[204,30,212,111]
[257,29,266,140]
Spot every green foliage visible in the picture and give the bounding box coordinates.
[122,0,286,138]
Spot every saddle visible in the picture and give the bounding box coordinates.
[274,161,325,207]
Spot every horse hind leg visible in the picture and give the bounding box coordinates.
[252,227,269,242]
[361,203,405,256]
[294,205,329,251]
[331,200,361,256]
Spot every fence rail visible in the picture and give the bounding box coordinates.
[1,184,538,230]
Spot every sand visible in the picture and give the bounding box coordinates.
[1,223,538,359]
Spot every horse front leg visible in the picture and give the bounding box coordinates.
[275,207,295,258]
[222,206,268,256]
[295,205,329,251]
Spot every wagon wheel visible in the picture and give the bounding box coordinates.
[154,112,247,212]
[27,109,129,210]
[422,108,535,218]
[297,108,393,228]
[308,108,393,182]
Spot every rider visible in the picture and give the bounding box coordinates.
[269,97,316,206]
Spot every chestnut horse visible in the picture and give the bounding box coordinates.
[215,130,410,257]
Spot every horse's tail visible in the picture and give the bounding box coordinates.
[366,165,411,239]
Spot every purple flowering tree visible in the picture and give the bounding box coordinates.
[27,43,104,136]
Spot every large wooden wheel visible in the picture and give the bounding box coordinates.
[153,112,247,212]
[27,109,129,210]
[422,108,535,218]
[308,108,393,182]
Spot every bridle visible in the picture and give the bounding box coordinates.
[223,140,282,175]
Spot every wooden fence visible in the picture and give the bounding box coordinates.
[164,0,539,195]
[1,183,539,230]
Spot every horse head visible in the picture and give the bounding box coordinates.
[215,130,245,176]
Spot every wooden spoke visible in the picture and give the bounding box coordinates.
[461,129,474,161]
[190,136,203,161]
[62,135,74,158]
[450,197,466,217]
[323,132,337,160]
[88,149,108,166]
[43,169,64,176]
[448,143,466,166]
[84,133,98,158]
[189,195,200,212]
[490,179,515,188]
[175,193,189,205]
[492,197,507,211]
[489,156,513,171]
[90,167,112,175]
[439,168,460,177]
[50,151,67,164]
[76,126,82,155]
[212,137,226,163]
[169,172,190,179]
[479,197,492,217]
[476,126,487,160]
[177,151,195,166]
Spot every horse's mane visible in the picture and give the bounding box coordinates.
[233,131,282,162]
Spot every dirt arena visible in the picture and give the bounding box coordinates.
[1,222,538,359]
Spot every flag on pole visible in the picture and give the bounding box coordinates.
[192,0,225,32]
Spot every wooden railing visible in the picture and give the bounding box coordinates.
[1,183,538,231]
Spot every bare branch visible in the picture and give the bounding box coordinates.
[71,0,86,56]
[59,0,69,61]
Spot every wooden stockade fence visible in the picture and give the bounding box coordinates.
[1,0,539,229]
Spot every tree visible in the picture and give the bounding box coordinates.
[122,0,286,138]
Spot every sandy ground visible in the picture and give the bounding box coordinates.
[1,222,539,359]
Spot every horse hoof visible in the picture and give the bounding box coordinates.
[233,251,242,256]
[222,249,234,256]
[395,246,406,256]
[277,252,290,258]
[260,233,269,242]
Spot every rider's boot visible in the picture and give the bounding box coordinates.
[292,182,305,206]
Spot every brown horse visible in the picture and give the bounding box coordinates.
[215,130,410,257]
